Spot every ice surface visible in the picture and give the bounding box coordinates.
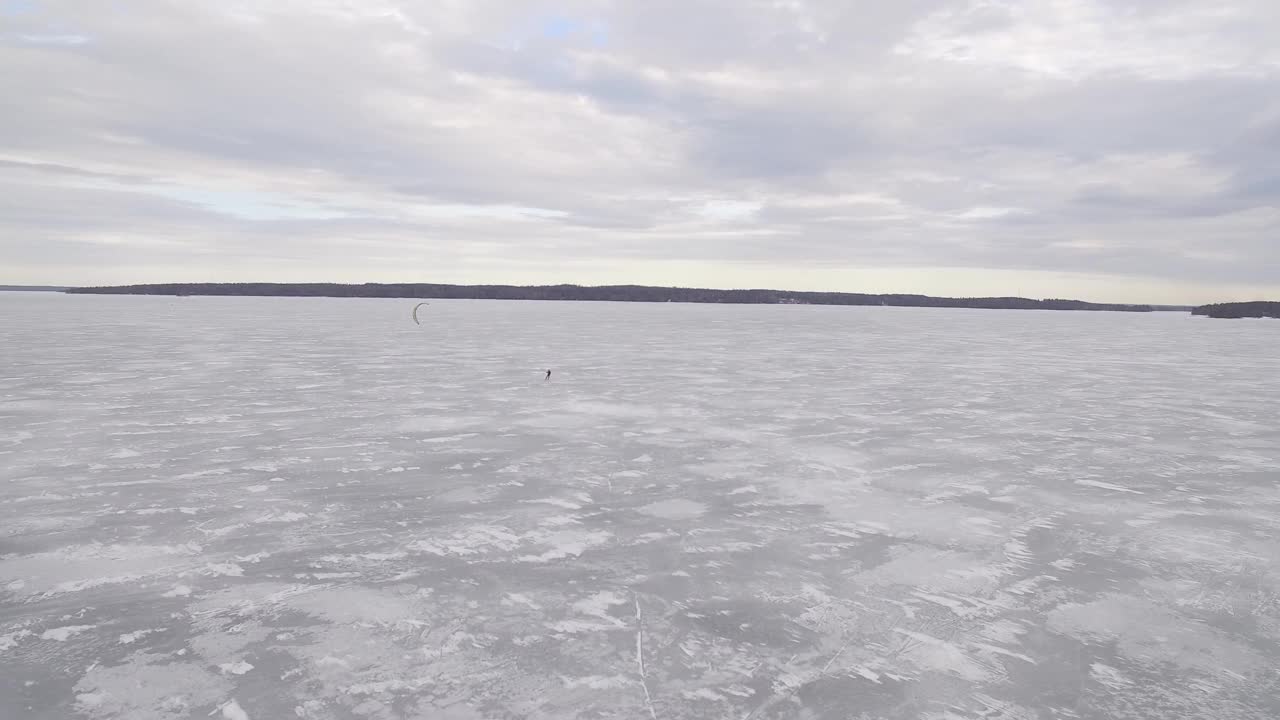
[2,293,1280,719]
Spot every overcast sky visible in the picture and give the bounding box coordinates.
[3,0,1278,303]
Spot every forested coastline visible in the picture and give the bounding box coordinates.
[63,282,1165,312]
[1191,302,1280,319]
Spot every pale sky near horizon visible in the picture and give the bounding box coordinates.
[2,0,1278,305]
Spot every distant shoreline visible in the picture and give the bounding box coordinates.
[61,282,1191,313]
[0,285,68,292]
[1191,301,1280,319]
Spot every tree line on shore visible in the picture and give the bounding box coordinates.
[65,282,1169,312]
[1191,302,1280,319]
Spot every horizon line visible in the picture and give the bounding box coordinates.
[11,279,1265,307]
[50,280,1215,308]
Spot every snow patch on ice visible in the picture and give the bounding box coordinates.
[1048,593,1263,675]
[254,511,308,523]
[134,506,199,516]
[527,497,582,510]
[1076,479,1144,494]
[682,687,728,702]
[220,699,251,720]
[119,628,162,644]
[286,586,418,625]
[397,416,485,433]
[42,625,94,642]
[52,574,146,594]
[420,433,479,444]
[410,525,522,557]
[547,619,619,634]
[979,619,1027,645]
[893,629,994,682]
[0,542,202,597]
[560,675,631,689]
[571,591,628,626]
[517,529,612,562]
[637,499,706,520]
[0,630,33,652]
[851,665,882,683]
[502,593,541,609]
[1090,662,1132,690]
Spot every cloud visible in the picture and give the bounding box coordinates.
[1,0,1277,303]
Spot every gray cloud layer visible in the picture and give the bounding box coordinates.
[3,0,1278,302]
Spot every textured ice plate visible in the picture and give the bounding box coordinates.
[2,294,1280,719]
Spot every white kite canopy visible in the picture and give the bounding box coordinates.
[412,302,429,325]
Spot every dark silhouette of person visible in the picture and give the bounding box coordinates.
[545,369,552,380]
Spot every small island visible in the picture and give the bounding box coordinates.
[1191,301,1280,319]
[64,282,1165,313]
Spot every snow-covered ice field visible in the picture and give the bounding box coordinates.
[2,292,1279,720]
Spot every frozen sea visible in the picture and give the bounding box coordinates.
[2,293,1279,720]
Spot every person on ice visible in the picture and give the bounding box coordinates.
[545,369,552,380]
